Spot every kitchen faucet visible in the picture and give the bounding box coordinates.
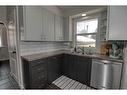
[76,46,85,54]
[86,46,92,55]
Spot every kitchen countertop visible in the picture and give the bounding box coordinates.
[21,50,65,61]
[21,50,124,63]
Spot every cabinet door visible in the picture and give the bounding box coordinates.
[24,6,43,41]
[107,6,127,40]
[47,55,62,82]
[63,17,70,41]
[62,54,77,80]
[69,55,77,80]
[62,54,70,76]
[30,65,47,89]
[42,9,55,41]
[54,15,64,41]
[76,56,92,86]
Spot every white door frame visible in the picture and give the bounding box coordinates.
[6,6,24,89]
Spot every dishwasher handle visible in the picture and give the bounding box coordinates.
[92,59,122,65]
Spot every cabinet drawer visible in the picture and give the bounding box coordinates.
[30,58,48,67]
[31,74,47,81]
[31,70,47,79]
[32,64,46,73]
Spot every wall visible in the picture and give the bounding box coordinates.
[20,41,70,56]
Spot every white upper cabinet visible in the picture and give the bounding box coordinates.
[24,6,43,41]
[63,17,72,41]
[54,15,64,41]
[107,6,127,40]
[22,6,68,41]
[42,9,55,41]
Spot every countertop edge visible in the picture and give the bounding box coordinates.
[21,50,124,63]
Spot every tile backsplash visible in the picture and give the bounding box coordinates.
[20,41,71,56]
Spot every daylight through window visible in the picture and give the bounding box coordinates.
[76,18,98,47]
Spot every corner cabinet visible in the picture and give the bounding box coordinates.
[62,54,92,86]
[22,58,48,89]
[107,6,127,40]
[22,54,63,89]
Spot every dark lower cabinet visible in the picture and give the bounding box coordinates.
[47,55,62,82]
[22,58,48,89]
[22,54,63,89]
[61,54,70,77]
[62,54,75,79]
[22,53,92,89]
[76,55,92,86]
[62,54,92,86]
[69,55,77,80]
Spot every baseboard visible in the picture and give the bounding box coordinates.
[19,84,25,89]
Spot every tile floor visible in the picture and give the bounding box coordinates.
[0,60,20,89]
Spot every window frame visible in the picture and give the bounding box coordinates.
[74,17,99,48]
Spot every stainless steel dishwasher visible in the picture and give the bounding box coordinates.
[90,59,122,89]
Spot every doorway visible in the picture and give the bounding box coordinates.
[0,21,19,89]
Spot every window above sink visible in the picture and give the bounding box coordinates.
[76,18,98,47]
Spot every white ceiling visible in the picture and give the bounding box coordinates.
[58,6,107,17]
